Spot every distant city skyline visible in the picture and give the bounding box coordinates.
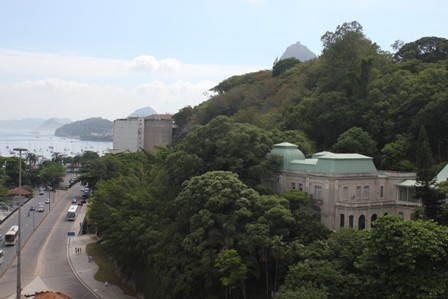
[0,0,446,121]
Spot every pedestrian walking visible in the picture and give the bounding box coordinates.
[89,256,93,263]
[105,281,108,288]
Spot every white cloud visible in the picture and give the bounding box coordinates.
[0,48,266,121]
[0,78,213,121]
[127,56,182,76]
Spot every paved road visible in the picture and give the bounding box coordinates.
[0,191,52,276]
[0,178,95,299]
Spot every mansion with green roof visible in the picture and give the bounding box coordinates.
[269,142,421,230]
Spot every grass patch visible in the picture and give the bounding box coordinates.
[86,238,137,297]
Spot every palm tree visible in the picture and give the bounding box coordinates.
[51,152,64,164]
[26,153,38,169]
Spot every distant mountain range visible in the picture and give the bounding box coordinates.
[0,117,71,133]
[280,41,317,62]
[0,106,157,136]
[53,107,157,141]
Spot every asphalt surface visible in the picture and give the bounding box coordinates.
[3,199,137,299]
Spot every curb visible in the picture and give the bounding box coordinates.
[66,236,100,298]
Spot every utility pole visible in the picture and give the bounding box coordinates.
[13,148,27,299]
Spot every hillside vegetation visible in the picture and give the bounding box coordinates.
[174,22,448,171]
[55,117,113,141]
[78,21,448,299]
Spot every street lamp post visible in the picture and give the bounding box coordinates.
[13,147,27,299]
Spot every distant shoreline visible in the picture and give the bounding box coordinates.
[0,131,112,158]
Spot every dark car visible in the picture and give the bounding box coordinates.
[29,205,35,211]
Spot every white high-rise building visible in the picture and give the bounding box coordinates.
[110,117,144,153]
[111,114,174,154]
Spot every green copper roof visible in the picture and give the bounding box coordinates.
[270,143,377,174]
[270,142,305,170]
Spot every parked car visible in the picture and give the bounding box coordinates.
[45,198,50,204]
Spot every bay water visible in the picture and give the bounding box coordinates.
[0,130,112,159]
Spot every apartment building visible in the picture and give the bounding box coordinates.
[111,114,173,153]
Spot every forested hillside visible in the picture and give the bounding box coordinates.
[80,21,448,299]
[55,117,112,141]
[174,21,448,171]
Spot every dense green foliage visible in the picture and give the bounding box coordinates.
[80,21,448,298]
[85,120,330,298]
[38,161,66,188]
[176,22,448,166]
[278,216,448,299]
[54,117,112,141]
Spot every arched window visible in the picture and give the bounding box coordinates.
[358,215,366,230]
[371,214,377,227]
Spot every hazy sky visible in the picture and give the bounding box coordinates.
[0,0,446,122]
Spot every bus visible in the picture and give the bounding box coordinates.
[66,205,78,221]
[0,250,4,265]
[5,225,19,246]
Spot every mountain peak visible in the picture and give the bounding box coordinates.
[128,106,157,118]
[280,41,317,62]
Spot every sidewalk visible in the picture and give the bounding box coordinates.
[66,205,137,299]
[7,203,137,299]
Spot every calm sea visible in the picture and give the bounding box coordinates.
[0,130,112,159]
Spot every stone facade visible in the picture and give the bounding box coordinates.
[270,142,420,230]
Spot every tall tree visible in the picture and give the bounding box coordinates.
[415,125,441,220]
[394,36,448,63]
[166,116,273,188]
[154,171,259,298]
[38,161,66,189]
[273,57,301,77]
[215,249,248,299]
[332,127,377,157]
[319,21,379,94]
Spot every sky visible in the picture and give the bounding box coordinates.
[0,0,446,122]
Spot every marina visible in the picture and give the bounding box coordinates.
[0,130,112,159]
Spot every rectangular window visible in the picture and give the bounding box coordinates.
[349,215,354,227]
[291,182,296,190]
[342,187,348,200]
[363,186,370,199]
[356,186,361,199]
[298,183,303,191]
[380,185,384,198]
[315,186,322,199]
[340,214,345,228]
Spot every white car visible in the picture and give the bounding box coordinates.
[45,198,50,204]
[72,198,77,204]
